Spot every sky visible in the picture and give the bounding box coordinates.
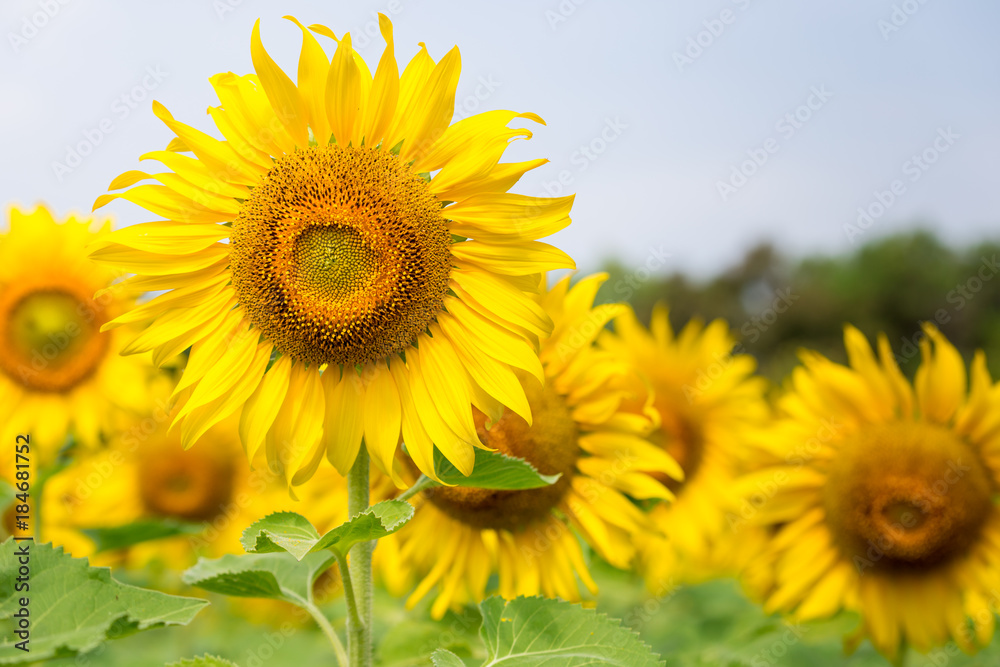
[1,0,998,277]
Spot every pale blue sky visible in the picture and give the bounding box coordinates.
[1,0,998,276]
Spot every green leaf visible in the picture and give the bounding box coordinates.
[166,655,239,667]
[433,449,560,490]
[82,518,202,553]
[431,650,466,666]
[0,539,207,665]
[310,500,413,556]
[240,512,320,559]
[476,596,663,666]
[182,551,334,605]
[241,502,413,560]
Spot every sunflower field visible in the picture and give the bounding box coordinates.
[2,3,999,666]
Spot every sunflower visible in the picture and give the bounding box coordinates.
[740,324,1000,659]
[32,413,363,570]
[28,412,302,567]
[0,205,153,463]
[597,305,770,584]
[386,273,681,619]
[90,15,575,487]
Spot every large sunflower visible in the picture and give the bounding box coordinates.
[387,274,681,619]
[0,205,153,462]
[598,305,770,583]
[90,15,575,487]
[741,324,1000,659]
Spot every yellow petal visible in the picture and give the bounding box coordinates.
[284,16,331,145]
[440,298,543,382]
[398,46,461,164]
[915,323,966,423]
[363,359,403,480]
[322,365,365,475]
[445,193,574,242]
[250,19,309,147]
[360,14,399,147]
[450,267,551,337]
[239,354,292,461]
[326,32,362,146]
[450,240,575,276]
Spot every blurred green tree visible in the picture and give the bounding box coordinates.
[598,230,1000,383]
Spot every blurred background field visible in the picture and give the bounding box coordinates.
[32,226,1000,667]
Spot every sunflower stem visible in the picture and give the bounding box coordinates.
[334,550,363,640]
[396,474,436,503]
[302,599,348,667]
[346,447,373,667]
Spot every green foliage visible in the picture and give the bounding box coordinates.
[599,231,1000,381]
[82,519,202,553]
[433,448,560,490]
[182,551,334,606]
[432,596,663,666]
[0,482,14,513]
[166,656,239,667]
[0,539,206,665]
[239,512,322,559]
[241,502,413,560]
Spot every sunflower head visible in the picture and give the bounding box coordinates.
[599,304,770,584]
[0,205,156,458]
[426,375,579,532]
[741,323,1000,659]
[388,273,681,619]
[90,14,577,486]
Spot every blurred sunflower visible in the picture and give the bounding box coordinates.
[598,305,770,584]
[89,14,575,488]
[30,414,297,566]
[388,274,680,619]
[741,324,1000,659]
[0,205,153,463]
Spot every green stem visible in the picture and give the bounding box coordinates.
[302,599,348,667]
[346,448,373,667]
[334,550,363,635]
[396,474,436,503]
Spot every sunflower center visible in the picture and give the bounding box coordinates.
[138,448,235,522]
[426,378,580,532]
[823,422,993,572]
[0,284,109,392]
[230,145,452,366]
[655,401,704,494]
